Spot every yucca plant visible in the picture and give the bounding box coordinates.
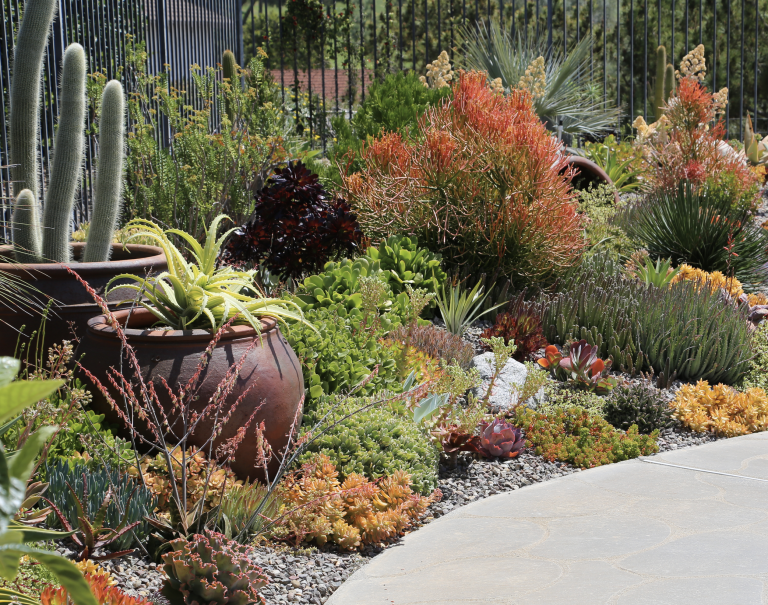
[622,181,768,290]
[436,281,506,336]
[459,21,620,138]
[108,215,309,331]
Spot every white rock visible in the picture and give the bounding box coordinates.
[470,352,545,411]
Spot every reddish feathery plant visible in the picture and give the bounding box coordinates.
[66,266,269,539]
[342,70,584,284]
[637,76,759,204]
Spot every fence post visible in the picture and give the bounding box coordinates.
[237,0,244,67]
[155,0,170,147]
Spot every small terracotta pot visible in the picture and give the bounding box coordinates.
[564,156,622,205]
[0,243,167,357]
[75,308,304,482]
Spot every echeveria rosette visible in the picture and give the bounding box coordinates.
[161,530,268,605]
[471,418,524,459]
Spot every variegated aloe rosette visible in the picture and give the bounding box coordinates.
[106,215,309,331]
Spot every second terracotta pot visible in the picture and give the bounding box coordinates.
[75,308,304,482]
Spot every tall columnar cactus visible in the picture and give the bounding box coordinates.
[11,190,42,263]
[10,0,126,265]
[222,49,238,123]
[664,63,676,102]
[654,45,676,121]
[83,81,125,263]
[40,43,87,263]
[654,45,667,121]
[9,0,56,200]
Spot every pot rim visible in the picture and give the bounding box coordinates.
[0,243,167,277]
[86,307,278,342]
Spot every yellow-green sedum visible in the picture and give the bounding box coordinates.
[107,215,310,332]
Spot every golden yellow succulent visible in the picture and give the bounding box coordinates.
[670,264,744,298]
[128,448,242,516]
[75,561,116,586]
[671,381,768,436]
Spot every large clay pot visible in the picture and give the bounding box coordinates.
[0,243,167,357]
[564,155,622,205]
[75,308,304,482]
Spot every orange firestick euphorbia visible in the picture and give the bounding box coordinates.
[341,70,585,284]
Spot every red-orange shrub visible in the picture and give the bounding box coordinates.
[341,70,585,284]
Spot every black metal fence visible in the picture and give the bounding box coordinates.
[0,0,243,241]
[244,0,767,147]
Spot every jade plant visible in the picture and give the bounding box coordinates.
[364,236,447,314]
[10,0,125,264]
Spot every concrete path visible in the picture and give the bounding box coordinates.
[327,432,768,605]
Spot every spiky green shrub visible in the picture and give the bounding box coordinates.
[603,382,675,434]
[622,181,768,290]
[45,460,156,551]
[299,394,439,494]
[161,531,268,605]
[286,305,401,401]
[537,255,754,384]
[514,406,659,468]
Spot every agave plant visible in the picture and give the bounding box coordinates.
[108,215,309,331]
[436,280,506,336]
[459,21,620,138]
[576,136,645,192]
[469,418,524,459]
[559,340,618,395]
[629,256,680,288]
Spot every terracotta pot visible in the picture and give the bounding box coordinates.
[0,243,167,358]
[75,308,304,482]
[564,155,621,205]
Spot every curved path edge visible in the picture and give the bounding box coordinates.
[327,432,768,605]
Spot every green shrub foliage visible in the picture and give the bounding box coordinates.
[536,255,754,384]
[364,235,447,314]
[330,71,450,172]
[286,305,400,401]
[743,320,768,392]
[295,257,405,318]
[603,382,675,434]
[44,459,156,551]
[621,181,768,289]
[300,395,439,494]
[514,406,659,468]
